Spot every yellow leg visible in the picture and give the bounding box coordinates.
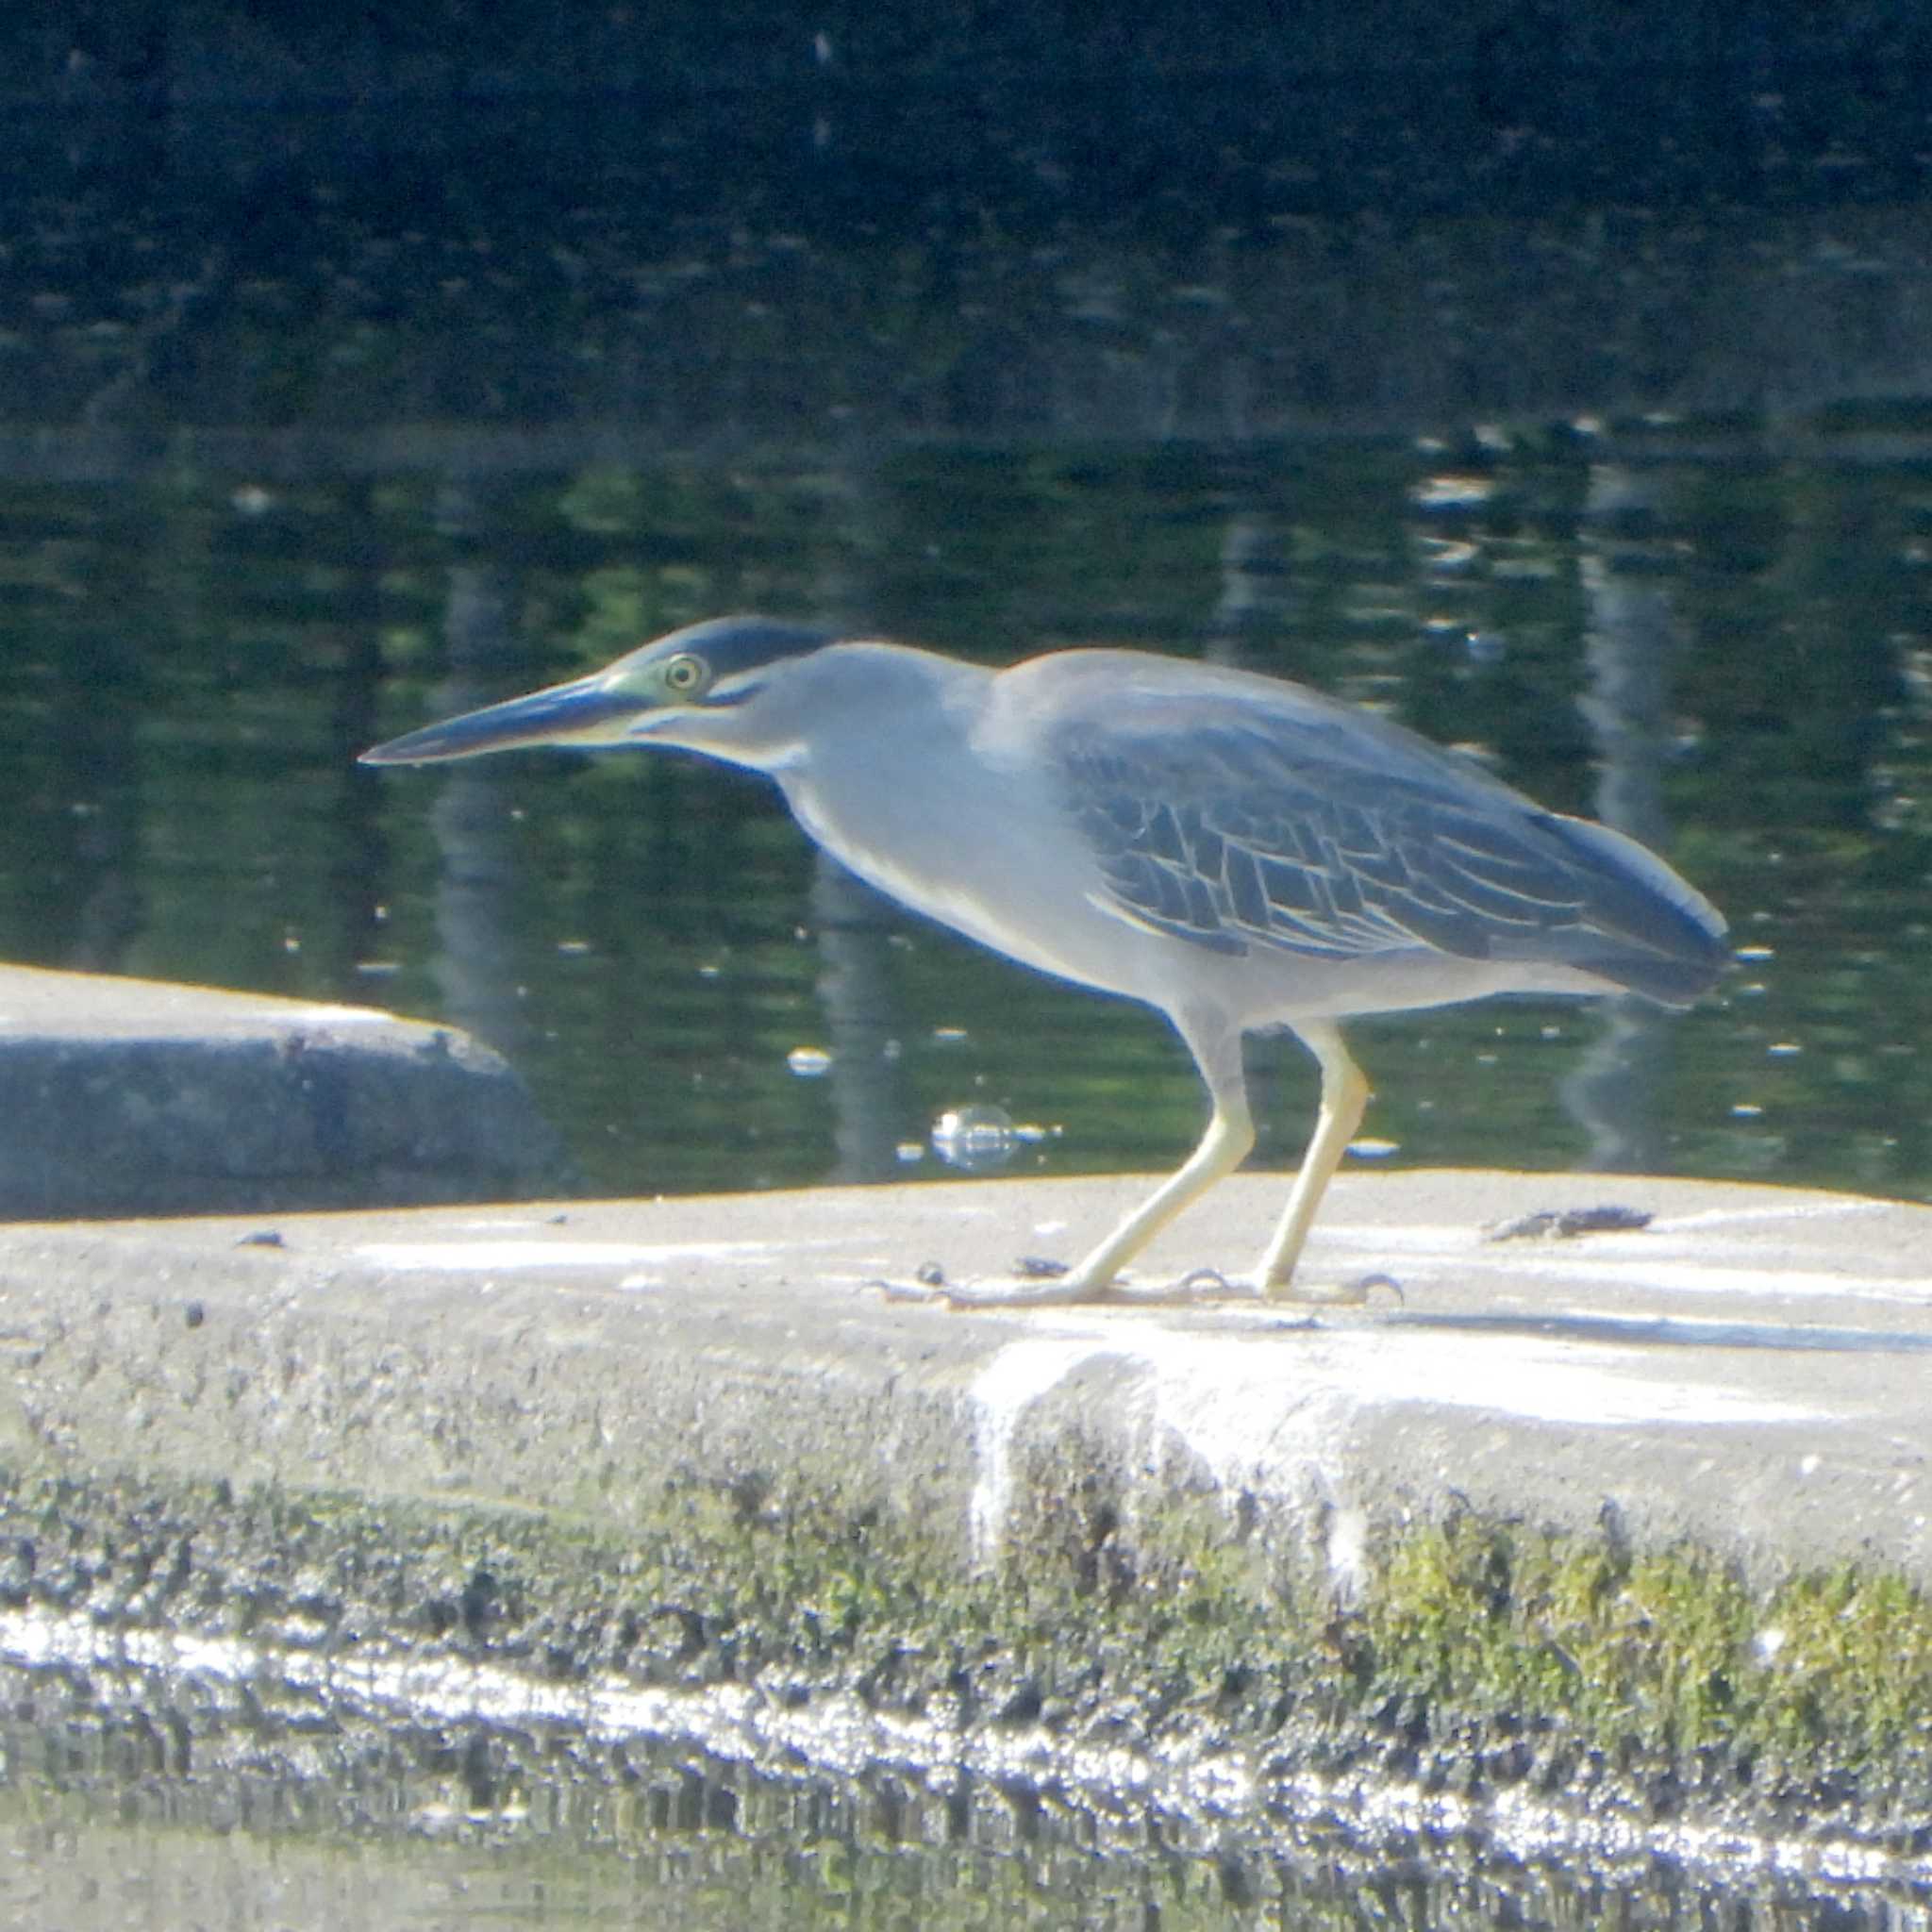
[931,1010,1255,1306]
[926,1017,1370,1309]
[1054,1082,1255,1294]
[1256,1022,1371,1295]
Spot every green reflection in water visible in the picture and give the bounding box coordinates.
[1,427,1928,1206]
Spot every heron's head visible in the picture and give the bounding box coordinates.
[358,616,842,771]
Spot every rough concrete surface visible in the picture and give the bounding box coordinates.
[1,1165,1930,1854]
[0,964,573,1216]
[4,1169,1923,1578]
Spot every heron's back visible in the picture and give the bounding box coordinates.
[991,649,1728,1018]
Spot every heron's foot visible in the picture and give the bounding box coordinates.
[1255,1268,1405,1308]
[1145,1265,1402,1307]
[876,1262,1125,1307]
[877,1255,1181,1307]
[876,1261,1402,1311]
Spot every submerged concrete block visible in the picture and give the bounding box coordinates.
[0,965,573,1217]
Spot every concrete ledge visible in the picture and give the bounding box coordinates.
[0,965,574,1217]
[0,1169,1929,1856]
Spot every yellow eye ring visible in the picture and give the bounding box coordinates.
[661,653,708,695]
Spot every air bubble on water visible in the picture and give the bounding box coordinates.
[931,1104,1018,1173]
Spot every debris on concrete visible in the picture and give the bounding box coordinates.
[1485,1204,1656,1241]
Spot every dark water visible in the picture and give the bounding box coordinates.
[4,44,1932,1926]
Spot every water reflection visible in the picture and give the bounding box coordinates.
[2,1658,1923,1932]
[1559,458,1688,1174]
[423,470,536,1064]
[2,426,1931,1205]
[931,1103,1029,1174]
[2,73,1930,1213]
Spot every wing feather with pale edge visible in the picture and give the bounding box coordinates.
[1053,702,1726,1006]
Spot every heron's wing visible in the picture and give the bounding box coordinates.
[1054,704,1724,998]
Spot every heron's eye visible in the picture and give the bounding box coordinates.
[661,653,709,696]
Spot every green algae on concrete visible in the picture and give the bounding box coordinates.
[5,1455,1932,1850]
[1355,1515,1932,1831]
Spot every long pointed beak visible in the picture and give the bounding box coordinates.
[358,672,654,767]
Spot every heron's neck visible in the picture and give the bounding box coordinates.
[766,643,1000,886]
[764,643,1124,990]
[773,642,989,782]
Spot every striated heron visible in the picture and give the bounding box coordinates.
[361,616,1727,1304]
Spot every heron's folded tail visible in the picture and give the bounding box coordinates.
[1539,812,1730,1008]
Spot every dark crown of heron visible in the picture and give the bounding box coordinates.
[650,616,841,686]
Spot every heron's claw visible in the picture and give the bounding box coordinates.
[874,1261,1401,1312]
[873,1263,1099,1307]
[1256,1269,1405,1308]
[1172,1267,1249,1298]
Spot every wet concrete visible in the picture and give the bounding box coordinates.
[0,965,574,1216]
[0,1162,1929,1856]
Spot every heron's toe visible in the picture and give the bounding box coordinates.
[873,1263,1127,1307]
[1258,1268,1405,1308]
[950,1270,1131,1307]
